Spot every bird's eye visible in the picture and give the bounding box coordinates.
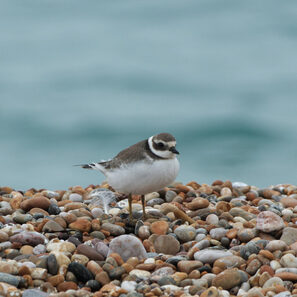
[157,142,164,148]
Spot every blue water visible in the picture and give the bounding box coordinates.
[1,0,297,190]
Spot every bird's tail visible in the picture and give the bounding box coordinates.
[74,163,95,169]
[74,162,105,172]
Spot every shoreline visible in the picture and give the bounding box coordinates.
[0,180,297,296]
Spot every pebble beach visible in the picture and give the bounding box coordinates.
[1,181,297,297]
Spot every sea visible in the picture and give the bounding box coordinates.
[1,0,297,190]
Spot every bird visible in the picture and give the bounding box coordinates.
[77,132,180,220]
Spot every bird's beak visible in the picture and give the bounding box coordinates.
[169,147,179,154]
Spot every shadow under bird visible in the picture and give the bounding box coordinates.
[77,132,180,220]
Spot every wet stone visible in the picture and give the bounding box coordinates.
[85,279,101,292]
[47,254,59,275]
[67,262,94,283]
[48,204,61,215]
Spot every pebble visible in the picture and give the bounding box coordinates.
[256,211,284,232]
[101,223,125,236]
[108,235,147,261]
[20,196,51,212]
[150,221,168,235]
[212,268,248,290]
[174,225,196,242]
[22,289,49,297]
[280,227,297,245]
[194,249,232,263]
[67,262,93,283]
[77,244,104,261]
[129,269,151,280]
[10,231,46,246]
[154,234,180,255]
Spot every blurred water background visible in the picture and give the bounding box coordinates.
[1,0,297,190]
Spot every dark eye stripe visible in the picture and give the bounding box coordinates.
[153,142,167,151]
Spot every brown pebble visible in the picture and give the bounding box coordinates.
[109,253,124,266]
[95,271,110,285]
[20,195,51,211]
[275,272,297,281]
[122,263,134,273]
[69,218,92,232]
[47,274,65,286]
[57,281,78,292]
[18,266,31,276]
[135,263,156,271]
[188,269,200,279]
[186,197,209,210]
[150,221,169,235]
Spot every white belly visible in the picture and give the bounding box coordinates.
[106,158,179,195]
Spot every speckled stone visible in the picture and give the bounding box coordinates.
[10,232,46,246]
[256,211,284,232]
[108,235,147,261]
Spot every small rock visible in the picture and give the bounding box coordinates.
[20,196,50,212]
[67,262,93,283]
[0,272,22,286]
[48,204,61,215]
[265,240,287,252]
[280,227,297,245]
[213,256,245,269]
[121,280,137,292]
[177,260,203,274]
[101,223,125,236]
[206,214,219,225]
[165,191,177,202]
[22,289,49,297]
[210,228,227,240]
[263,276,284,288]
[256,211,284,232]
[150,221,169,235]
[85,279,101,292]
[69,193,83,202]
[154,235,180,255]
[10,232,46,246]
[47,254,59,275]
[77,244,104,261]
[129,269,151,280]
[194,249,232,264]
[69,218,92,232]
[42,220,64,232]
[174,225,196,242]
[212,268,247,290]
[108,235,147,261]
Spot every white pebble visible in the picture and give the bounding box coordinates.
[121,280,137,292]
[109,208,120,216]
[270,260,282,270]
[144,258,155,264]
